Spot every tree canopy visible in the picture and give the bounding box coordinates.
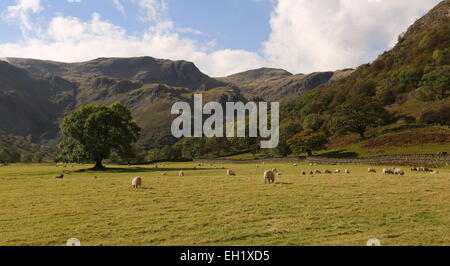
[58,103,141,169]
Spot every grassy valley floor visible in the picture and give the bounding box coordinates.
[0,162,449,246]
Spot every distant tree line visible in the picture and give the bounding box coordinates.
[0,149,45,163]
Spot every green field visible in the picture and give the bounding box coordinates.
[0,162,449,246]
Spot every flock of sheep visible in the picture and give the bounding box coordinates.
[51,162,441,188]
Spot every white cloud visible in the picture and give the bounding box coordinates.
[130,0,168,23]
[0,0,444,76]
[263,0,443,73]
[3,0,43,32]
[112,0,125,16]
[0,12,265,76]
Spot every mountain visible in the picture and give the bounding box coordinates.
[219,68,354,101]
[8,57,225,91]
[0,61,75,141]
[2,0,448,157]
[3,56,341,150]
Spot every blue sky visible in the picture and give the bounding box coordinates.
[0,0,441,76]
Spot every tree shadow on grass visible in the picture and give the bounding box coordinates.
[275,182,294,185]
[317,150,358,158]
[74,167,217,174]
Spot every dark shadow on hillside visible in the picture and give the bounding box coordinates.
[74,167,218,174]
[317,150,358,158]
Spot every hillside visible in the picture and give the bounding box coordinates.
[281,0,450,157]
[0,61,75,141]
[8,57,225,91]
[219,68,354,101]
[3,56,342,151]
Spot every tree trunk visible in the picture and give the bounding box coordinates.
[93,159,105,170]
[359,131,366,139]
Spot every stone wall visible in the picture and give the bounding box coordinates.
[194,155,450,167]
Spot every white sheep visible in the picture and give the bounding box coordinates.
[335,169,341,173]
[264,170,275,184]
[132,177,142,188]
[393,168,404,175]
[53,174,64,179]
[430,171,440,174]
[227,169,236,176]
[345,169,350,174]
[179,171,185,177]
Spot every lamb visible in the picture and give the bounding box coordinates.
[53,174,64,179]
[179,171,185,177]
[227,169,236,176]
[132,177,142,188]
[309,171,314,175]
[325,170,332,174]
[344,169,350,174]
[264,170,276,184]
[301,171,306,175]
[314,170,322,174]
[293,164,298,167]
[335,169,341,173]
[368,168,377,173]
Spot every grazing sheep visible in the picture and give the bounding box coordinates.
[264,170,275,184]
[301,171,306,175]
[179,171,185,177]
[161,173,167,176]
[335,169,341,173]
[277,173,282,176]
[431,171,440,174]
[344,169,350,174]
[411,167,418,171]
[368,168,377,173]
[53,174,64,179]
[132,177,142,188]
[393,168,404,175]
[309,171,314,175]
[314,170,322,174]
[293,164,298,167]
[227,169,236,176]
[325,170,332,174]
[92,176,97,180]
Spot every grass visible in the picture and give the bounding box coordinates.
[0,162,449,246]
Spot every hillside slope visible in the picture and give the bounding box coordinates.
[281,0,450,156]
[219,68,354,101]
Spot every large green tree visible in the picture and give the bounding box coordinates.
[420,66,450,99]
[287,130,328,156]
[58,103,141,169]
[333,99,390,139]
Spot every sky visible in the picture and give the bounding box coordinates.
[0,0,443,77]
